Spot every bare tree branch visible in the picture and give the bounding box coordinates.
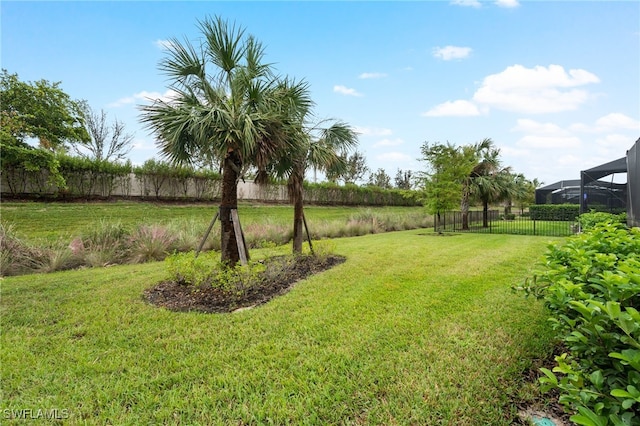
[74,103,134,162]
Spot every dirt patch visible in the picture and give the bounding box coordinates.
[143,255,346,313]
[512,349,574,425]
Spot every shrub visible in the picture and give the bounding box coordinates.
[518,221,640,425]
[529,204,580,221]
[165,251,265,295]
[38,246,82,273]
[0,222,47,275]
[81,220,131,265]
[578,211,627,231]
[129,224,176,263]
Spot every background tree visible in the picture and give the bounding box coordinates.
[515,176,541,215]
[326,150,368,185]
[140,16,312,265]
[460,138,499,230]
[367,168,392,189]
[0,69,89,150]
[418,142,475,230]
[73,103,134,162]
[395,168,414,190]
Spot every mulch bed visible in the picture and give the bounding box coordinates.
[143,254,345,313]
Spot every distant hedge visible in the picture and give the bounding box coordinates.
[303,182,421,206]
[1,147,422,206]
[529,204,580,221]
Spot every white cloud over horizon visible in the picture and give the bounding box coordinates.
[333,85,363,97]
[451,0,482,8]
[375,152,414,163]
[373,138,404,148]
[432,45,472,61]
[422,64,600,117]
[422,100,481,117]
[473,64,600,113]
[354,126,393,137]
[495,0,520,8]
[358,72,387,79]
[108,89,178,108]
[153,39,175,50]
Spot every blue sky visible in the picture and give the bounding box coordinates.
[2,1,639,185]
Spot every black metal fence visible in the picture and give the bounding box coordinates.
[435,210,578,237]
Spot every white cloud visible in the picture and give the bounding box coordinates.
[595,113,640,131]
[500,146,530,157]
[516,135,582,149]
[594,133,635,159]
[154,39,176,50]
[373,138,404,148]
[333,85,363,97]
[353,126,393,137]
[109,89,178,107]
[570,113,640,133]
[451,0,482,8]
[131,138,156,151]
[376,152,413,162]
[422,100,481,117]
[511,118,570,135]
[432,46,472,61]
[495,0,519,8]
[359,72,387,79]
[512,118,581,149]
[473,64,600,113]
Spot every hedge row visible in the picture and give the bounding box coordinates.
[529,204,580,221]
[520,218,640,424]
[0,145,421,206]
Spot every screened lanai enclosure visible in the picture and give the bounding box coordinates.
[628,138,639,227]
[580,157,628,214]
[534,137,639,227]
[535,180,582,205]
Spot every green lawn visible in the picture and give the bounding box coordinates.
[1,230,558,425]
[0,201,426,242]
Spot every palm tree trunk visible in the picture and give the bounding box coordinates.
[220,150,241,266]
[461,181,470,230]
[483,200,489,228]
[293,190,304,254]
[291,166,305,254]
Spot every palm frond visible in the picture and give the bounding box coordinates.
[199,16,246,78]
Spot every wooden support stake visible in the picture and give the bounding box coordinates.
[230,209,248,265]
[195,211,219,258]
[302,212,314,255]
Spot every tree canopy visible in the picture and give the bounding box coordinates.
[139,16,313,265]
[0,69,89,150]
[418,142,477,226]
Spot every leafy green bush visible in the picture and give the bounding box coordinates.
[578,211,627,231]
[519,221,640,425]
[529,204,580,221]
[165,251,265,294]
[0,142,65,194]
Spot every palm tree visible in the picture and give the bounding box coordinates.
[140,16,312,265]
[460,138,499,230]
[268,119,358,254]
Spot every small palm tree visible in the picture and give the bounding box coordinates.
[267,119,358,254]
[461,138,499,229]
[140,16,311,265]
